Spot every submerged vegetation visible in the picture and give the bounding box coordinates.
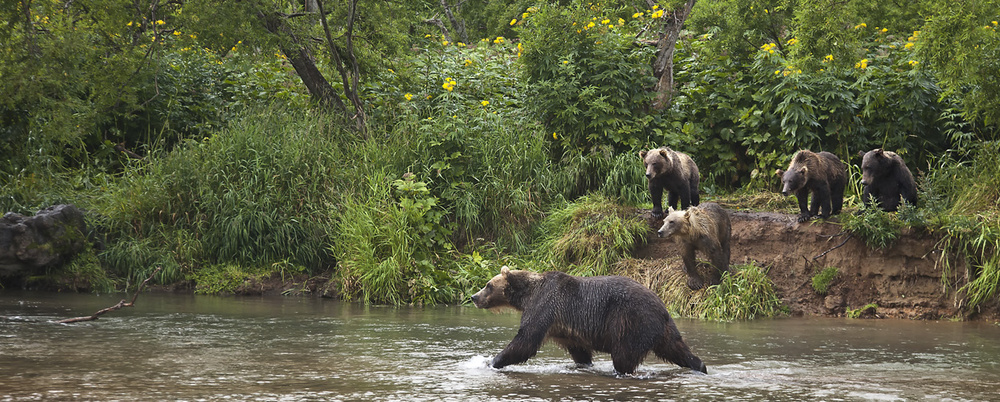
[2,0,1000,319]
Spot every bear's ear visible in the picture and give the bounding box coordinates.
[874,148,884,156]
[775,169,784,176]
[501,265,510,277]
[799,166,809,175]
[639,150,648,160]
[793,151,809,163]
[658,149,669,158]
[857,150,865,157]
[667,207,675,215]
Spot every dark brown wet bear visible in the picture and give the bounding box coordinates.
[639,147,700,218]
[859,148,918,211]
[776,150,846,223]
[471,266,707,375]
[656,203,731,290]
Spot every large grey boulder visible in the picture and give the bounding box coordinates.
[0,204,87,276]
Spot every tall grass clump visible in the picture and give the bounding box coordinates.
[536,194,649,276]
[96,106,347,286]
[700,263,787,321]
[841,204,901,249]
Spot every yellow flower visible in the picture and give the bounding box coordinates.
[189,34,197,39]
[173,31,181,36]
[481,100,489,106]
[651,10,664,19]
[586,21,595,29]
[425,34,432,38]
[854,22,867,29]
[510,18,517,26]
[388,69,395,73]
[601,19,610,24]
[855,58,869,69]
[774,70,781,75]
[563,60,569,64]
[880,28,888,33]
[156,20,165,25]
[522,12,529,19]
[908,60,919,66]
[404,93,413,101]
[618,18,625,26]
[652,4,659,9]
[493,36,505,44]
[426,95,432,99]
[127,21,133,27]
[786,38,798,46]
[632,12,643,18]
[552,132,558,140]
[824,54,834,62]
[464,59,472,67]
[457,42,465,47]
[442,40,449,46]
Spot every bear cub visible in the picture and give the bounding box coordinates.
[639,147,700,218]
[859,148,918,212]
[657,202,731,290]
[776,150,846,223]
[471,266,707,375]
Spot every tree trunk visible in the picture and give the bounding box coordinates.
[440,0,468,44]
[258,11,346,113]
[651,0,697,110]
[317,0,367,136]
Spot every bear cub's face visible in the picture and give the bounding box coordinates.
[778,167,808,195]
[657,208,689,238]
[640,149,671,179]
[860,149,889,185]
[471,266,511,310]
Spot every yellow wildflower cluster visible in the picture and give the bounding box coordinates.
[493,36,505,44]
[632,12,644,18]
[760,42,777,54]
[854,22,867,30]
[773,67,802,77]
[404,93,413,101]
[481,100,489,107]
[908,60,919,67]
[464,59,472,67]
[442,77,456,91]
[823,54,834,63]
[855,58,869,69]
[651,9,664,19]
[985,21,998,30]
[786,37,798,46]
[510,18,517,26]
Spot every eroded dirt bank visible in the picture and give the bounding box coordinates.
[633,210,1000,321]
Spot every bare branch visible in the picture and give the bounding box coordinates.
[55,266,162,324]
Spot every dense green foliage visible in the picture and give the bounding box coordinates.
[811,267,839,295]
[2,0,999,317]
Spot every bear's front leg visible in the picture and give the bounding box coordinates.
[795,188,812,222]
[681,246,704,290]
[649,181,665,218]
[812,185,832,219]
[491,312,552,369]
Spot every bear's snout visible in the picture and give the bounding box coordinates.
[656,229,665,238]
[471,294,480,305]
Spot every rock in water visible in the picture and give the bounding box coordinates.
[0,204,87,277]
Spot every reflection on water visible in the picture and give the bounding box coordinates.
[2,291,999,401]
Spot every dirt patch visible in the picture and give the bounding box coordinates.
[631,209,1000,321]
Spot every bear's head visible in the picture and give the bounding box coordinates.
[471,266,542,312]
[639,148,674,180]
[859,148,893,185]
[657,207,691,239]
[776,151,811,195]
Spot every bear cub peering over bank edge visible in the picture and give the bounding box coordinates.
[471,266,707,375]
[657,203,731,290]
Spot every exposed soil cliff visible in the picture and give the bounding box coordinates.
[632,210,1000,321]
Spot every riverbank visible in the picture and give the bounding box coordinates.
[629,209,1000,321]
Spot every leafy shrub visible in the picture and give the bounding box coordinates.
[700,262,787,320]
[842,205,901,249]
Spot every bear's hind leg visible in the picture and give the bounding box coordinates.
[610,348,646,375]
[566,346,593,367]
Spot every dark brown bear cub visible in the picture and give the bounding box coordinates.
[657,203,731,290]
[776,150,846,223]
[639,147,700,218]
[471,266,707,375]
[859,148,918,212]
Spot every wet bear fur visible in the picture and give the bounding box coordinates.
[859,148,918,212]
[471,266,707,375]
[776,150,846,223]
[656,203,731,290]
[639,147,700,218]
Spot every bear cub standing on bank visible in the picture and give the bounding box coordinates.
[640,147,700,218]
[776,150,846,223]
[471,266,707,375]
[657,203,731,290]
[859,148,918,212]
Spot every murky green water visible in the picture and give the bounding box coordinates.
[2,291,998,401]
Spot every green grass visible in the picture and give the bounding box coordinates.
[811,266,839,295]
[699,262,788,321]
[846,302,878,318]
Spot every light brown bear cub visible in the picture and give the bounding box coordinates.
[657,202,731,290]
[471,266,707,375]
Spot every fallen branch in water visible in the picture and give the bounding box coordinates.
[55,267,162,324]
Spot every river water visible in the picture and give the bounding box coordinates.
[1,291,998,401]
